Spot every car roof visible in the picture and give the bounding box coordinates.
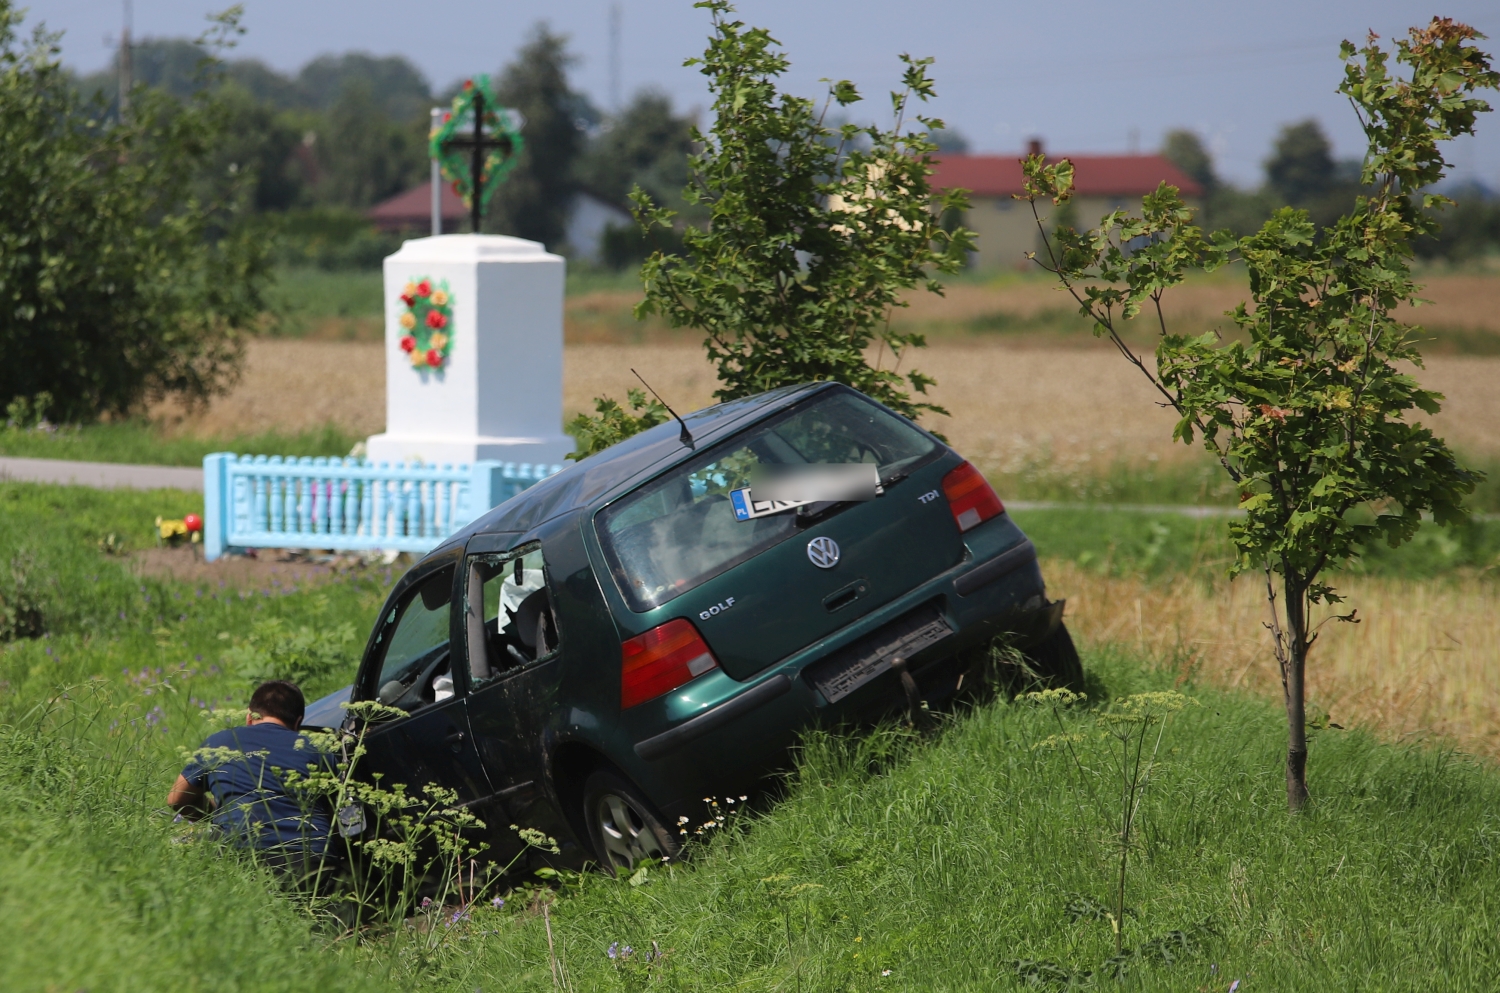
[440,381,834,549]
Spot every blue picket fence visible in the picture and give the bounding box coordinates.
[201,454,563,562]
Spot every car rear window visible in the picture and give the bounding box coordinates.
[598,390,938,612]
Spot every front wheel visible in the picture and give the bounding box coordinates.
[1024,622,1084,691]
[581,770,680,875]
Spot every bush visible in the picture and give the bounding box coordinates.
[0,5,271,421]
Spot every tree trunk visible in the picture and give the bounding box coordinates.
[1282,578,1310,811]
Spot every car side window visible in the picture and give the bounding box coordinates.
[464,546,559,690]
[370,566,455,711]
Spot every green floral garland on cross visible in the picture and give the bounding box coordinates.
[429,75,524,231]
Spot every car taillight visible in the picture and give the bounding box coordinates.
[620,618,720,709]
[942,461,1004,532]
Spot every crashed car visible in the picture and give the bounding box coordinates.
[304,382,1079,873]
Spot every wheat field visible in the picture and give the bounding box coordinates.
[1048,560,1500,759]
[150,315,1500,759]
[157,338,1500,468]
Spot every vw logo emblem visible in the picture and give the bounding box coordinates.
[806,536,841,569]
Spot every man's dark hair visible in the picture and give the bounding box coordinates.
[249,680,305,727]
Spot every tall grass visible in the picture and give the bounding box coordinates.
[3,482,1500,989]
[420,648,1500,991]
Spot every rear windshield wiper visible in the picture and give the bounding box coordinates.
[878,469,909,491]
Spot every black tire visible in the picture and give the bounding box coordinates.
[580,770,680,875]
[1024,622,1084,691]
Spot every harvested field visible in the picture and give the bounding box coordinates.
[1050,559,1500,760]
[155,336,1500,466]
[896,272,1500,334]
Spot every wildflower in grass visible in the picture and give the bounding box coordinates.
[490,896,504,909]
[448,908,469,926]
[420,897,433,909]
[607,942,619,959]
[882,970,892,977]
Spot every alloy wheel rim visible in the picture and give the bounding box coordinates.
[596,792,664,870]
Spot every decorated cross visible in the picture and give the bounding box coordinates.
[430,75,524,233]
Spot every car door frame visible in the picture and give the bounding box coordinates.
[458,529,580,858]
[348,547,499,842]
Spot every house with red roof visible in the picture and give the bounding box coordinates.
[931,140,1203,270]
[367,180,634,264]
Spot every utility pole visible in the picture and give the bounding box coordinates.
[118,0,133,116]
[609,3,621,113]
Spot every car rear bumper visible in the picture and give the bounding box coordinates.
[627,520,1054,818]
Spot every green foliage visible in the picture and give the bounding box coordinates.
[1160,129,1216,193]
[222,616,358,696]
[288,702,559,933]
[1414,185,1500,261]
[4,480,1500,987]
[631,0,974,422]
[565,388,670,460]
[577,91,695,211]
[382,652,1500,990]
[0,3,272,421]
[1023,19,1498,808]
[486,27,587,247]
[314,77,428,209]
[1265,119,1337,204]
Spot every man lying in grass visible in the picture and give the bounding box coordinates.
[168,680,339,884]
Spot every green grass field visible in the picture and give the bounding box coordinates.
[0,421,361,467]
[3,481,1499,991]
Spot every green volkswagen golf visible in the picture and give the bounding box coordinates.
[305,382,1078,873]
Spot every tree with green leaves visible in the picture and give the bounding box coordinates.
[1021,19,1496,811]
[315,78,427,208]
[0,3,272,421]
[627,0,973,423]
[1160,129,1216,193]
[488,26,587,247]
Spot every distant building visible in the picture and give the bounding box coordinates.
[931,141,1203,270]
[367,180,467,234]
[564,192,634,266]
[367,182,633,264]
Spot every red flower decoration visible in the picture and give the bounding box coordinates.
[415,280,432,297]
[425,310,447,330]
[183,513,203,533]
[425,349,442,367]
[400,335,417,353]
[399,294,414,307]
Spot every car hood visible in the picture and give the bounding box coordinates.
[302,684,353,730]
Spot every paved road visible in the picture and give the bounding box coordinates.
[0,456,203,492]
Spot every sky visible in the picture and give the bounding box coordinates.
[31,0,1500,189]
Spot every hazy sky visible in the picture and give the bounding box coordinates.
[31,0,1500,188]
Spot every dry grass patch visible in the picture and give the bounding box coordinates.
[1049,558,1500,759]
[148,339,1500,469]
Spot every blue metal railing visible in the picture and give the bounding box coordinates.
[202,454,562,562]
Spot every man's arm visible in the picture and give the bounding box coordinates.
[168,774,212,820]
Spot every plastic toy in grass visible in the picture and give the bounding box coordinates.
[156,516,202,546]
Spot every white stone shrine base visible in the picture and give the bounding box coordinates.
[365,432,574,467]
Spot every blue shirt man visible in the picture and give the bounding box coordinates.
[169,680,335,860]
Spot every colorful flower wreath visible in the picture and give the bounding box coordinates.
[397,277,453,370]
